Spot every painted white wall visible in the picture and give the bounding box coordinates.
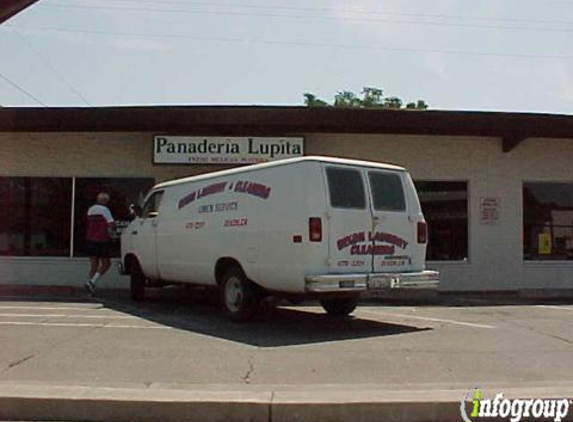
[307,134,573,291]
[0,132,572,292]
[0,258,128,289]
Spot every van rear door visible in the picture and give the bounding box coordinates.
[366,170,417,273]
[324,166,372,274]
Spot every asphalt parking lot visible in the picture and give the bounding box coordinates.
[1,290,573,389]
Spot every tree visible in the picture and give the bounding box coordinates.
[406,100,429,110]
[333,91,362,108]
[361,87,384,108]
[303,87,428,110]
[302,93,328,108]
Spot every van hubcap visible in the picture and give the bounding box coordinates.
[225,277,244,313]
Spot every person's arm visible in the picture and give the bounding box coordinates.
[103,207,116,239]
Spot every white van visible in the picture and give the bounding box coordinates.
[120,156,438,321]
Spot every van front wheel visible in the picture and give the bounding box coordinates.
[221,268,260,322]
[320,297,358,317]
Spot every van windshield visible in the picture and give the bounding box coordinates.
[326,167,366,209]
[368,172,406,212]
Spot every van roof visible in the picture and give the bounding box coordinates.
[155,156,405,189]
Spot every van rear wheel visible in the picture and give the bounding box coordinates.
[130,262,146,302]
[320,297,358,316]
[220,268,260,322]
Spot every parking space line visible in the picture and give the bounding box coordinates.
[0,321,171,330]
[0,313,135,319]
[537,305,573,312]
[0,305,105,311]
[358,309,496,329]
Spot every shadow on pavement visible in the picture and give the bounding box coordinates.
[102,288,431,347]
[0,288,430,347]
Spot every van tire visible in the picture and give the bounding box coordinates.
[130,262,146,302]
[220,267,260,322]
[320,297,358,316]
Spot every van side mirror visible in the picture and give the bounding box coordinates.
[130,204,142,219]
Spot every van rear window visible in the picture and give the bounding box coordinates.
[369,172,406,212]
[326,167,366,209]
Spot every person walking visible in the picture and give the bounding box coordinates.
[85,192,115,295]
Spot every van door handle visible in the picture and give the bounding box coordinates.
[131,230,138,235]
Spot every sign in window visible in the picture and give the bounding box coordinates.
[523,182,573,261]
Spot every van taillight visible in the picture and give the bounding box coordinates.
[417,221,427,244]
[309,217,322,242]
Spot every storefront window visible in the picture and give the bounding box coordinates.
[73,178,155,257]
[523,182,573,261]
[0,177,72,256]
[414,181,469,261]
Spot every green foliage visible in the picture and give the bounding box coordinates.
[303,93,328,108]
[332,91,360,108]
[406,100,429,110]
[303,87,428,110]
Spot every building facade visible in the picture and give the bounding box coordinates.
[1,106,572,292]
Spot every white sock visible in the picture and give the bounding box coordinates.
[90,273,101,285]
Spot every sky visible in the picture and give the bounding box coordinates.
[0,0,572,114]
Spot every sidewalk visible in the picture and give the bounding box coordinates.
[3,381,573,422]
[2,290,573,421]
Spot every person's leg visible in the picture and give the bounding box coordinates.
[89,257,99,279]
[98,258,111,276]
[91,243,112,286]
[86,255,99,294]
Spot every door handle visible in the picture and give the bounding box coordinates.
[131,230,138,235]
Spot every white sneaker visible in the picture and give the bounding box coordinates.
[85,279,96,296]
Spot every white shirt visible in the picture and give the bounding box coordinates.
[87,204,114,223]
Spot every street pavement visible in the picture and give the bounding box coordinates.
[1,289,573,389]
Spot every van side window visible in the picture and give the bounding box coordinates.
[141,191,163,218]
[326,167,366,209]
[368,172,406,212]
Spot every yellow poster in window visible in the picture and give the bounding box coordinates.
[538,233,552,255]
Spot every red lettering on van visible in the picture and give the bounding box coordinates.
[224,218,248,227]
[337,231,366,250]
[234,181,271,199]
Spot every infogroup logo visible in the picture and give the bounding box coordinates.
[461,388,571,422]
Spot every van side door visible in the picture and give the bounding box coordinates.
[366,170,415,273]
[324,166,372,273]
[131,190,164,279]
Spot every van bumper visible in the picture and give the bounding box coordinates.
[305,271,439,293]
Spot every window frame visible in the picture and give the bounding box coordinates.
[367,170,407,213]
[141,190,164,219]
[0,176,74,258]
[414,179,471,264]
[522,180,573,264]
[0,176,155,259]
[325,166,367,210]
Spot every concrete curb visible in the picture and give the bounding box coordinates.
[2,383,573,422]
[0,284,77,296]
[4,284,573,304]
[0,384,270,422]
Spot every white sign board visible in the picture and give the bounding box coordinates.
[480,197,500,225]
[153,136,304,164]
